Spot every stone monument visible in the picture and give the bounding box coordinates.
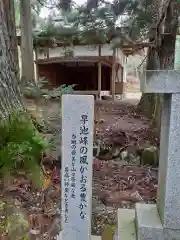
[60,95,101,240]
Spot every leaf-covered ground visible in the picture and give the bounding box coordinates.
[91,100,159,235]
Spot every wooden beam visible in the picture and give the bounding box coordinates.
[98,61,102,100]
[35,56,113,66]
[101,60,111,67]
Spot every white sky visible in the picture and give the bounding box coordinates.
[40,0,114,18]
[40,0,87,18]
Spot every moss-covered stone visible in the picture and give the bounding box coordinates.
[111,146,121,158]
[93,146,99,156]
[102,224,116,240]
[140,146,159,166]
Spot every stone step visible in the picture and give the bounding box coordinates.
[135,203,164,240]
[56,232,101,240]
[117,208,136,240]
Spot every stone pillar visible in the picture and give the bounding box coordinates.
[157,93,180,230]
[61,95,100,240]
[117,70,180,240]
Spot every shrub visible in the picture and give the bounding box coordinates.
[23,77,76,100]
[0,111,53,184]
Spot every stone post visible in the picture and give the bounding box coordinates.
[118,70,180,240]
[60,95,101,240]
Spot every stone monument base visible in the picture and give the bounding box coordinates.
[118,208,136,240]
[118,204,180,240]
[57,232,101,240]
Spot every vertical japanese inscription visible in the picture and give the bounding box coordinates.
[64,166,69,223]
[79,114,89,220]
[71,134,76,199]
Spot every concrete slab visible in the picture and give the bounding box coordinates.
[135,203,164,240]
[117,208,136,240]
[140,70,180,93]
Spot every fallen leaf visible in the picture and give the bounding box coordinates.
[42,175,52,191]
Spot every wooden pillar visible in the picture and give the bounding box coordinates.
[46,48,49,58]
[34,47,39,83]
[98,61,102,100]
[120,66,124,94]
[111,49,116,100]
[98,45,102,56]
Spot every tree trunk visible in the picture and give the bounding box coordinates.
[3,0,19,80]
[20,0,35,84]
[138,0,161,120]
[0,1,24,119]
[138,0,179,128]
[138,46,162,128]
[158,0,178,70]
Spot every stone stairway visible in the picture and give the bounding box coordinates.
[117,204,163,240]
[118,208,136,240]
[117,203,180,240]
